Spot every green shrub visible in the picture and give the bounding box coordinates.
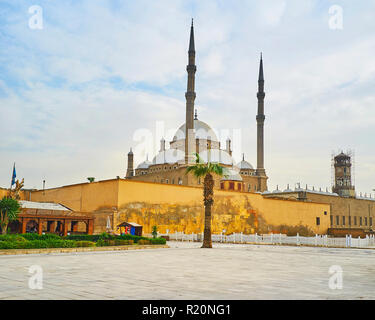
[96,239,105,247]
[150,237,167,245]
[65,233,163,245]
[114,239,134,246]
[0,239,77,249]
[64,234,101,242]
[152,225,158,239]
[0,234,27,242]
[96,239,134,246]
[96,239,115,247]
[117,234,149,243]
[138,239,151,245]
[98,232,113,240]
[21,233,61,241]
[75,241,96,247]
[64,233,116,242]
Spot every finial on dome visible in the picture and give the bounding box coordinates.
[194,109,198,120]
[242,153,245,161]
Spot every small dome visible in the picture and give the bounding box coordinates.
[199,149,234,165]
[152,149,185,165]
[236,160,254,170]
[136,159,152,169]
[174,119,218,142]
[221,168,243,182]
[335,152,349,159]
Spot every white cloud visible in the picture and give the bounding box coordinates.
[1,0,375,194]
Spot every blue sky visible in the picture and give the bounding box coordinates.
[1,0,375,195]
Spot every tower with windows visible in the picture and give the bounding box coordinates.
[332,152,355,197]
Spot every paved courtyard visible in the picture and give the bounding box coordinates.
[0,242,374,300]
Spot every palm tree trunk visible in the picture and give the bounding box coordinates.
[202,173,214,248]
[202,203,212,248]
[1,213,8,235]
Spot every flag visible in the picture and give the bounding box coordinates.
[11,163,16,187]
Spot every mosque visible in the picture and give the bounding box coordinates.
[2,22,374,237]
[125,21,268,193]
[123,21,374,235]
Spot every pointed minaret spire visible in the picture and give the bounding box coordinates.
[258,52,264,82]
[185,20,197,164]
[189,19,195,53]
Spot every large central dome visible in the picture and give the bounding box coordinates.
[173,119,219,142]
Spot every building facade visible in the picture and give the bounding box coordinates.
[263,152,374,233]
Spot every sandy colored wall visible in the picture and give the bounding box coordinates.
[0,188,9,199]
[265,192,375,229]
[30,180,119,212]
[115,180,330,235]
[27,179,330,235]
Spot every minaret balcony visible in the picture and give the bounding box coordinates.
[186,65,197,72]
[185,92,196,99]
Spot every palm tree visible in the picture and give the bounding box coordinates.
[0,197,21,235]
[186,153,227,248]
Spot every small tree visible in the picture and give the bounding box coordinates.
[0,197,21,235]
[186,153,227,248]
[152,225,158,239]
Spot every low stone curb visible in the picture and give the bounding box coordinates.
[0,244,169,255]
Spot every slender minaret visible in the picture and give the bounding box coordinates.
[185,19,197,164]
[256,53,266,177]
[126,148,134,178]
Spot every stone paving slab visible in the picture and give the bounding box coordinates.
[0,242,374,300]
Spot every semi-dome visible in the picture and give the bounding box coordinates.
[199,149,234,165]
[221,168,243,182]
[174,119,219,142]
[152,149,185,165]
[237,160,254,170]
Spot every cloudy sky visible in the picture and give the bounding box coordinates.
[1,0,374,195]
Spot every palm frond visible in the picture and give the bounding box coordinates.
[186,153,227,179]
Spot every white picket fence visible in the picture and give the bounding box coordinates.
[156,231,375,248]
